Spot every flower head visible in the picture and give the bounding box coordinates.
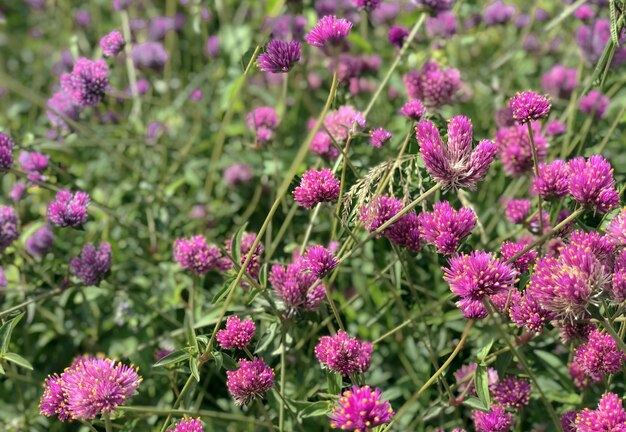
[493,376,531,409]
[388,25,409,47]
[500,239,537,273]
[293,168,340,209]
[305,15,352,49]
[531,160,570,199]
[412,0,454,12]
[328,386,394,430]
[324,105,366,142]
[100,30,125,57]
[607,208,626,246]
[576,19,626,66]
[226,358,274,406]
[360,195,422,251]
[61,58,109,107]
[173,235,222,275]
[510,288,552,333]
[472,405,513,432]
[399,99,425,120]
[369,128,392,147]
[131,42,169,71]
[224,231,264,281]
[573,329,626,383]
[19,150,49,174]
[247,107,279,145]
[454,363,499,397]
[416,115,496,190]
[224,163,253,186]
[418,201,476,254]
[47,91,82,132]
[25,224,54,259]
[0,132,14,169]
[270,257,326,315]
[575,392,626,431]
[0,206,19,250]
[579,90,610,119]
[561,411,578,432]
[70,243,112,286]
[40,374,72,421]
[509,91,551,124]
[47,190,90,227]
[545,119,566,136]
[483,1,516,25]
[168,418,204,432]
[258,39,301,73]
[495,122,548,176]
[303,245,338,278]
[216,316,256,350]
[426,11,458,39]
[541,65,578,99]
[315,331,372,376]
[403,61,462,109]
[568,155,620,213]
[10,183,26,202]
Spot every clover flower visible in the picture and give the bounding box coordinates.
[568,155,620,213]
[100,30,125,57]
[418,201,476,254]
[493,376,531,409]
[403,61,462,109]
[173,235,222,275]
[258,39,301,73]
[293,168,340,208]
[399,99,425,120]
[247,107,279,145]
[131,42,169,71]
[572,329,626,383]
[531,160,570,199]
[509,91,551,124]
[472,405,513,432]
[495,122,548,176]
[0,132,14,169]
[575,392,626,431]
[305,15,352,49]
[25,224,54,259]
[226,358,274,406]
[328,386,394,431]
[216,316,256,350]
[47,190,90,227]
[303,245,338,279]
[388,25,409,47]
[168,418,204,432]
[61,58,109,107]
[541,65,577,99]
[579,90,610,119]
[369,128,392,147]
[269,257,326,315]
[70,243,112,286]
[500,239,537,273]
[0,206,19,250]
[315,331,372,376]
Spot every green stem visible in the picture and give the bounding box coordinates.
[602,317,626,355]
[279,323,287,432]
[119,406,267,425]
[0,288,63,319]
[103,413,113,432]
[120,10,142,123]
[526,122,544,237]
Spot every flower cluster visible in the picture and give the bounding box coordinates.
[360,195,422,252]
[472,405,513,432]
[315,331,372,376]
[25,224,54,259]
[305,15,352,49]
[495,122,548,177]
[168,418,204,432]
[403,61,462,109]
[492,376,531,409]
[575,392,626,431]
[328,386,394,431]
[216,316,256,350]
[269,256,326,315]
[173,235,224,275]
[246,106,279,145]
[531,159,570,199]
[47,190,90,228]
[568,155,620,213]
[303,245,338,278]
[131,42,169,71]
[418,201,476,254]
[226,357,274,406]
[508,91,551,124]
[369,128,392,147]
[293,168,340,208]
[579,90,610,119]
[541,65,578,99]
[571,329,626,385]
[224,231,264,281]
[70,243,112,286]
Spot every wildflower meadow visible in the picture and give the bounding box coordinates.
[2,0,626,431]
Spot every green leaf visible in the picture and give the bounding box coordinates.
[476,339,494,362]
[609,0,619,46]
[298,401,332,419]
[474,365,491,410]
[189,357,200,382]
[221,352,239,371]
[184,310,199,352]
[0,363,4,375]
[463,396,490,411]
[212,351,223,370]
[153,350,191,368]
[0,313,24,355]
[211,281,232,304]
[2,352,33,370]
[255,322,278,354]
[231,223,248,268]
[326,371,342,395]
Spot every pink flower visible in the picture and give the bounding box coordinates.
[293,168,340,208]
[216,316,256,350]
[328,386,393,430]
[315,330,372,376]
[226,358,274,406]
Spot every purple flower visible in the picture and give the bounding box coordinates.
[504,199,531,224]
[558,321,595,344]
[173,235,222,275]
[47,90,81,131]
[575,5,595,21]
[258,39,301,73]
[293,168,340,209]
[403,61,462,109]
[216,316,256,350]
[454,363,499,397]
[61,58,109,107]
[328,386,394,430]
[483,1,516,25]
[324,105,366,142]
[47,190,90,227]
[40,374,72,421]
[305,15,353,49]
[205,36,220,58]
[495,106,516,128]
[270,257,326,314]
[576,19,626,66]
[0,132,14,170]
[74,9,91,27]
[510,288,552,333]
[310,132,339,160]
[545,119,566,136]
[501,240,537,273]
[226,357,274,406]
[148,15,185,41]
[541,65,578,99]
[25,224,54,259]
[100,30,125,57]
[575,392,626,431]
[568,155,620,213]
[426,11,458,39]
[608,208,626,247]
[10,183,25,202]
[531,159,570,199]
[472,405,513,432]
[70,243,112,286]
[224,232,264,281]
[189,89,203,102]
[246,107,279,145]
[19,150,48,173]
[315,330,372,376]
[416,115,496,190]
[168,418,204,432]
[369,128,392,147]
[418,201,476,254]
[561,411,578,432]
[388,25,409,47]
[412,0,454,12]
[492,376,531,409]
[224,163,253,186]
[509,91,551,124]
[131,42,169,72]
[360,195,422,252]
[265,14,307,41]
[303,245,338,278]
[400,99,426,121]
[579,90,610,119]
[495,122,548,176]
[572,329,626,383]
[112,0,132,11]
[355,0,381,11]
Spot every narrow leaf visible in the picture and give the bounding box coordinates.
[221,352,239,371]
[184,310,199,352]
[153,350,191,368]
[212,351,223,370]
[189,357,200,382]
[476,339,494,362]
[0,313,24,355]
[463,396,490,411]
[474,365,491,410]
[298,401,332,419]
[3,352,33,370]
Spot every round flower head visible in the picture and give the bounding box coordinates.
[418,201,476,255]
[0,132,14,169]
[100,30,125,57]
[168,418,204,432]
[60,356,141,420]
[40,374,72,421]
[10,183,25,202]
[246,106,279,145]
[576,19,626,66]
[324,105,366,142]
[541,65,578,99]
[612,250,626,302]
[25,224,54,259]
[70,243,112,286]
[502,200,530,224]
[501,240,537,273]
[545,119,566,136]
[173,235,222,275]
[328,385,394,431]
[47,190,90,227]
[510,288,552,333]
[492,376,531,409]
[416,115,497,190]
[573,329,626,383]
[509,91,551,124]
[426,11,458,39]
[224,163,253,186]
[568,155,620,213]
[355,0,381,12]
[269,257,326,315]
[0,206,19,250]
[472,405,513,432]
[369,128,392,147]
[305,15,352,49]
[257,39,301,73]
[388,25,409,48]
[303,245,338,278]
[399,99,425,120]
[483,1,516,25]
[561,411,578,432]
[495,122,548,177]
[61,58,109,107]
[359,194,407,238]
[293,168,340,208]
[19,150,49,174]
[531,160,569,199]
[315,331,372,376]
[226,357,274,406]
[607,207,626,246]
[579,90,610,119]
[403,61,462,109]
[224,231,264,280]
[131,42,169,71]
[575,392,626,432]
[216,316,255,350]
[47,90,82,132]
[310,131,339,160]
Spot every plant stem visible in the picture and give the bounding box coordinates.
[103,413,113,432]
[120,10,141,123]
[526,122,544,237]
[601,317,626,355]
[279,323,287,432]
[120,405,267,425]
[0,288,63,319]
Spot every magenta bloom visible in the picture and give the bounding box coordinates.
[416,115,496,190]
[168,418,204,432]
[403,61,462,109]
[10,183,26,202]
[579,90,610,119]
[173,235,222,275]
[472,405,513,432]
[360,195,422,252]
[216,316,256,350]
[388,25,409,47]
[502,199,530,224]
[258,39,301,73]
[305,15,352,48]
[576,19,626,66]
[413,0,454,13]
[575,392,626,431]
[399,99,425,120]
[70,243,112,286]
[100,30,125,57]
[223,231,264,281]
[561,411,578,432]
[25,224,54,259]
[61,58,109,107]
[531,160,570,199]
[315,330,372,376]
[40,374,72,421]
[500,240,537,273]
[454,362,499,397]
[47,90,82,131]
[293,168,340,209]
[568,155,620,213]
[443,250,518,301]
[541,65,577,99]
[224,163,253,186]
[310,132,339,160]
[355,0,381,11]
[325,105,366,142]
[545,119,566,136]
[0,206,19,250]
[303,245,338,278]
[226,357,274,406]
[269,257,326,314]
[328,386,394,431]
[132,42,169,71]
[483,1,516,25]
[418,201,476,254]
[426,11,458,39]
[510,288,551,333]
[607,208,626,246]
[19,150,49,177]
[612,250,626,303]
[247,106,279,145]
[493,376,531,409]
[495,122,548,176]
[47,190,90,227]
[509,91,551,124]
[573,329,626,383]
[369,128,392,147]
[0,132,14,169]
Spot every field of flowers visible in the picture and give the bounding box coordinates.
[1,0,626,431]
